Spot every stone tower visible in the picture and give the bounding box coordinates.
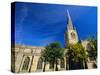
[64,10,78,48]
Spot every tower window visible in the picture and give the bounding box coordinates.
[71,32,76,39]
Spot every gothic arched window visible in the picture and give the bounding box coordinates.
[37,58,43,70]
[60,58,65,68]
[22,57,30,71]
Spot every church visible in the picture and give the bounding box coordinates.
[11,10,96,73]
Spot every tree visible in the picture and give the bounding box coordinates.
[87,37,97,61]
[41,42,64,71]
[86,36,97,68]
[66,43,87,69]
[41,45,49,72]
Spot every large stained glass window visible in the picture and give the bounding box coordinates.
[22,57,30,71]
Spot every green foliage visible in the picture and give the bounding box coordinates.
[41,42,64,71]
[87,37,97,61]
[67,43,87,63]
[47,42,64,61]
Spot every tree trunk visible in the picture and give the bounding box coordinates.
[53,62,55,71]
[43,61,46,72]
[84,61,88,69]
[55,60,58,71]
[66,57,68,70]
[83,61,86,69]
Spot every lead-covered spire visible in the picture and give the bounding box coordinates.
[67,10,73,30]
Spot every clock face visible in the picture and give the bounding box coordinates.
[70,32,76,40]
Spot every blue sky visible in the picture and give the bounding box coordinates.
[14,2,97,47]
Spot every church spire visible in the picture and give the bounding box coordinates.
[64,10,78,46]
[67,10,73,30]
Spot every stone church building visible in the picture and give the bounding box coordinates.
[11,10,96,73]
